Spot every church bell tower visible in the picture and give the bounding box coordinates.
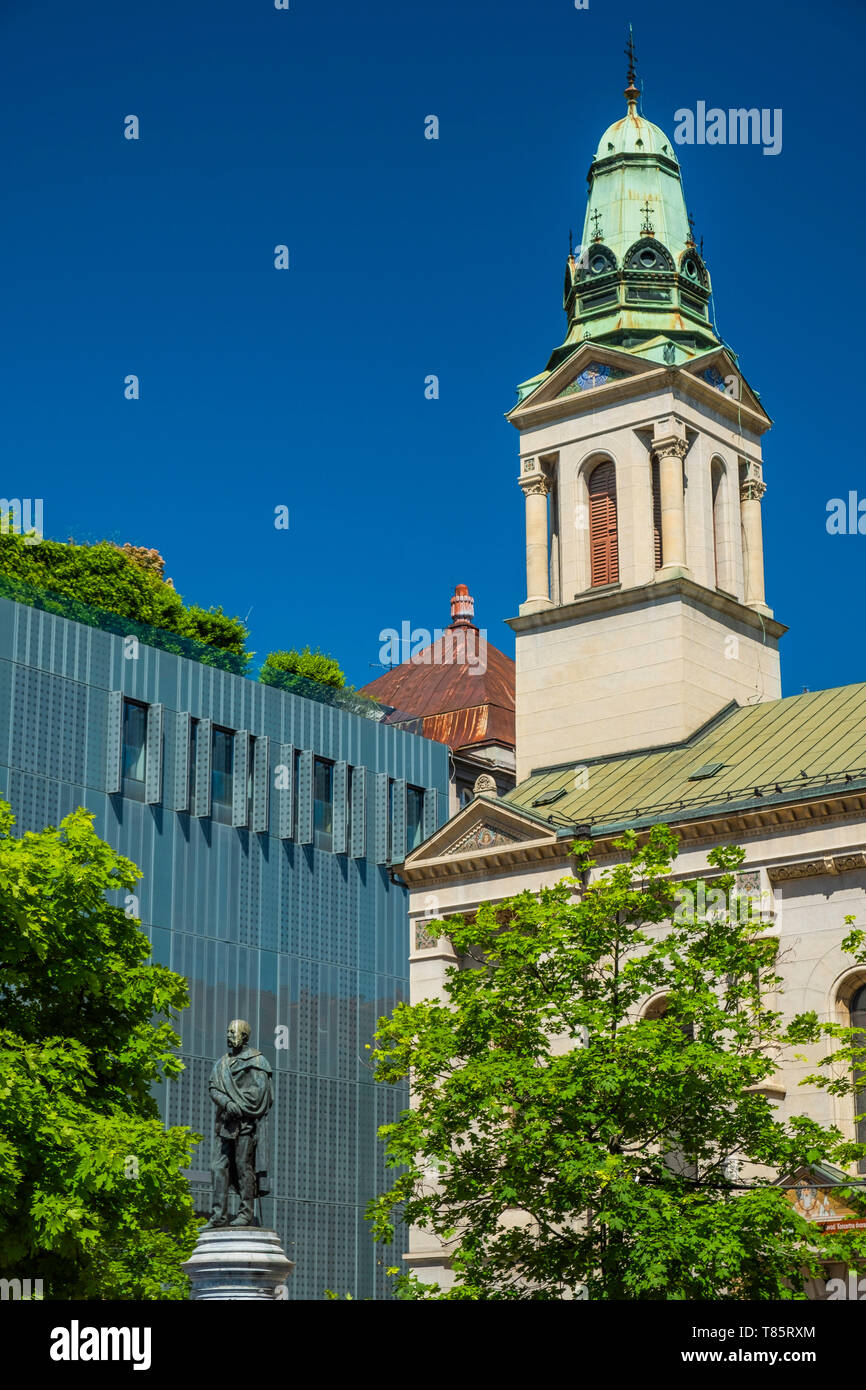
[506,42,784,781]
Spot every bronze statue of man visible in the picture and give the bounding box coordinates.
[204,1019,274,1229]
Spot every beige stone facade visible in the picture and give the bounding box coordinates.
[402,788,866,1292]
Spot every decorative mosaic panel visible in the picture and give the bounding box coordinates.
[447,822,522,854]
[702,365,726,391]
[558,361,628,398]
[414,920,441,950]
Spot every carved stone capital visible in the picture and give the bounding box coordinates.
[740,479,767,503]
[654,437,689,461]
[652,415,688,461]
[519,473,550,498]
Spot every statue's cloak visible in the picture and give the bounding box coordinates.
[209,1047,273,1194]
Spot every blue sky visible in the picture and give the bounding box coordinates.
[2,0,863,696]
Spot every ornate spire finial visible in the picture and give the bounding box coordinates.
[640,199,655,236]
[686,211,696,248]
[569,227,574,256]
[449,583,475,628]
[624,24,640,108]
[590,210,603,242]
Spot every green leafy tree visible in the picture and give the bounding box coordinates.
[0,802,199,1299]
[259,646,347,690]
[369,826,866,1299]
[0,530,249,659]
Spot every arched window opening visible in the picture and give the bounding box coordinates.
[651,456,663,570]
[711,460,725,589]
[644,995,694,1040]
[852,985,866,1174]
[588,460,618,587]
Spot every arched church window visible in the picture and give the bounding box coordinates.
[588,460,619,587]
[851,984,866,1174]
[651,457,663,570]
[711,460,725,589]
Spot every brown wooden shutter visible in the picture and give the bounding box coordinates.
[588,461,619,587]
[652,457,663,570]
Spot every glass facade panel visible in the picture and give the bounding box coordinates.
[212,727,234,824]
[314,757,333,850]
[407,785,424,850]
[122,699,147,801]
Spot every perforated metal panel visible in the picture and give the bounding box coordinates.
[277,742,293,839]
[0,594,450,1302]
[297,750,313,844]
[350,766,366,859]
[423,785,439,839]
[193,716,212,817]
[106,689,122,793]
[145,703,164,804]
[333,761,348,855]
[252,734,270,833]
[174,710,191,811]
[391,778,406,863]
[373,771,389,863]
[232,731,250,826]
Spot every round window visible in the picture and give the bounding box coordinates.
[685,258,697,278]
[590,256,607,274]
[639,248,657,268]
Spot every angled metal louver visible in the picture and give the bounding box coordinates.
[251,735,270,833]
[174,710,191,811]
[422,786,439,841]
[232,731,250,827]
[390,778,407,863]
[373,771,389,863]
[333,761,348,855]
[144,703,164,804]
[106,690,123,793]
[297,749,313,844]
[350,766,366,859]
[277,742,294,839]
[193,717,212,817]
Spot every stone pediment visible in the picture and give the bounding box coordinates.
[403,796,556,871]
[684,349,767,421]
[521,344,646,412]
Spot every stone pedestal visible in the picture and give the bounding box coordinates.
[183,1227,294,1300]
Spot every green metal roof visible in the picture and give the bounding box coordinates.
[504,684,866,835]
[583,110,687,275]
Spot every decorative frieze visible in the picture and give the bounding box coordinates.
[769,852,866,882]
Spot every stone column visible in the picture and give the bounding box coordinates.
[652,418,690,578]
[518,459,552,614]
[740,466,769,612]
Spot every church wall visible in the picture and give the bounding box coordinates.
[406,812,866,1284]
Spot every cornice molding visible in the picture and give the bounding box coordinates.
[505,574,787,640]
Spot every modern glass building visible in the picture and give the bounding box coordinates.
[0,590,449,1299]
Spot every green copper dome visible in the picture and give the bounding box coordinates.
[581,99,691,278]
[514,63,725,402]
[593,109,679,165]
